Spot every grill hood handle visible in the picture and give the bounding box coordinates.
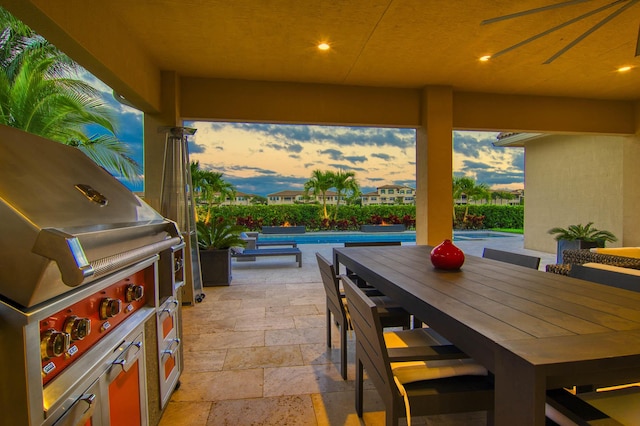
[32,228,95,287]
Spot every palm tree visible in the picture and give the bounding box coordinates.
[466,182,490,206]
[452,176,490,223]
[304,170,335,220]
[452,176,475,221]
[0,8,141,180]
[332,169,359,220]
[190,161,236,221]
[491,190,514,205]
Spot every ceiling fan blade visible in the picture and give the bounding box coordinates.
[491,0,624,59]
[544,0,640,63]
[636,24,640,56]
[481,0,593,25]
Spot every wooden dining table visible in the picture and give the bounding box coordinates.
[333,245,640,426]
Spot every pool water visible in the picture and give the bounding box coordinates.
[257,231,516,245]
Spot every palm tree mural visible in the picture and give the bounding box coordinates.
[304,170,335,220]
[332,169,359,220]
[0,8,141,180]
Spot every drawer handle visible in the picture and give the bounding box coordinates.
[162,338,181,358]
[161,299,179,315]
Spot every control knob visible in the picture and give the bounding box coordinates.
[41,329,71,359]
[125,284,144,302]
[99,297,122,320]
[64,316,92,340]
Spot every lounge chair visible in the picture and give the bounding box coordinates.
[237,232,298,262]
[231,246,302,267]
[244,231,297,248]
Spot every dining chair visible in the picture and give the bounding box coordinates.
[334,241,402,276]
[546,387,629,426]
[342,275,494,426]
[482,247,541,269]
[316,253,412,380]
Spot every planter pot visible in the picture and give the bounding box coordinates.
[556,239,599,263]
[199,248,232,286]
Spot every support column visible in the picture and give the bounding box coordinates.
[416,86,453,245]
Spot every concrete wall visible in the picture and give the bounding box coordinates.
[523,134,640,254]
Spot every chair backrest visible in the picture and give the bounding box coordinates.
[344,241,402,247]
[335,241,402,274]
[342,275,396,400]
[316,253,347,319]
[569,264,640,293]
[482,247,541,270]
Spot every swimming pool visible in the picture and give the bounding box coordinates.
[257,231,516,244]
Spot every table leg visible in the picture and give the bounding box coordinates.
[494,349,546,426]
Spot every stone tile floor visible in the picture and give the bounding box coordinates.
[159,238,555,425]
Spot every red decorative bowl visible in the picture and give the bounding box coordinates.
[430,239,465,270]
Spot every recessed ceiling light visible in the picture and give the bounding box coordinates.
[318,43,330,51]
[617,66,632,72]
[479,55,491,62]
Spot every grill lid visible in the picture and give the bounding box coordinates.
[0,125,181,308]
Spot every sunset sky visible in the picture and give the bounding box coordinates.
[83,72,524,196]
[184,121,523,196]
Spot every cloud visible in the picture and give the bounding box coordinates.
[219,164,278,175]
[265,142,304,153]
[318,148,344,160]
[372,152,394,161]
[328,163,368,172]
[188,140,207,154]
[212,122,416,149]
[475,170,524,187]
[511,150,525,169]
[343,155,367,164]
[395,179,416,188]
[223,174,310,196]
[462,160,492,170]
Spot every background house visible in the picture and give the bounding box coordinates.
[361,184,416,205]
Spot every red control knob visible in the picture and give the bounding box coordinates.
[41,329,71,359]
[64,316,92,340]
[125,284,144,302]
[99,298,122,320]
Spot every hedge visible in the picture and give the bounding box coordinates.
[200,204,524,231]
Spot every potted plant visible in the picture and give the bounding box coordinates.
[548,222,617,263]
[197,218,247,286]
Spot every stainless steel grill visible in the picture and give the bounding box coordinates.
[0,125,184,425]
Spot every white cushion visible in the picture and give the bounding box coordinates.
[391,358,487,385]
[385,328,487,384]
